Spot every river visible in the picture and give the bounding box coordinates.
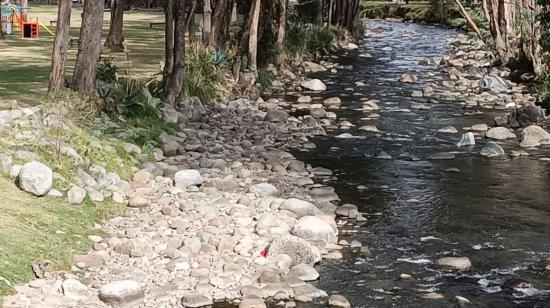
[296,20,550,307]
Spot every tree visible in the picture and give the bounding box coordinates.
[48,0,72,93]
[247,0,261,71]
[275,0,287,66]
[482,0,545,74]
[164,0,195,105]
[202,0,212,45]
[72,0,104,95]
[105,0,125,51]
[0,11,5,40]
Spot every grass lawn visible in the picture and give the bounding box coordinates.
[360,1,431,21]
[0,176,123,299]
[0,5,166,108]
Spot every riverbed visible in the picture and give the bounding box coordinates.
[297,20,550,307]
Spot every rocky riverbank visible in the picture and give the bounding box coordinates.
[0,48,366,307]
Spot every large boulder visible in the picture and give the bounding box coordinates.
[99,280,144,306]
[456,132,475,147]
[269,235,321,266]
[520,125,550,147]
[301,79,327,91]
[68,186,87,205]
[486,127,516,140]
[480,141,506,158]
[479,74,511,94]
[175,169,203,189]
[279,198,320,218]
[301,61,327,73]
[291,216,338,245]
[18,161,53,196]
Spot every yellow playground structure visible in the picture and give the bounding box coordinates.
[1,3,55,38]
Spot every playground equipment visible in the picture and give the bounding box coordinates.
[0,3,55,38]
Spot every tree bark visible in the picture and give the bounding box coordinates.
[165,0,194,105]
[48,0,72,93]
[105,0,125,51]
[247,0,261,71]
[164,0,175,89]
[275,0,287,66]
[0,9,4,40]
[202,0,212,45]
[72,0,104,95]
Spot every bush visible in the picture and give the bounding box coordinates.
[285,22,341,60]
[183,44,225,103]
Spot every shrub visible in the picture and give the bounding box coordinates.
[285,22,341,60]
[183,44,223,103]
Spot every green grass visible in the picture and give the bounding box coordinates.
[360,1,432,22]
[0,5,167,107]
[0,176,124,298]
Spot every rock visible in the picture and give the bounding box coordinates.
[323,97,342,109]
[269,235,321,266]
[181,294,213,308]
[410,90,423,98]
[400,73,418,83]
[248,183,279,197]
[291,216,337,245]
[400,273,413,280]
[359,125,379,132]
[335,204,359,218]
[255,213,290,236]
[179,97,207,122]
[480,141,506,158]
[328,294,351,308]
[17,162,53,196]
[428,152,455,160]
[280,198,320,218]
[479,74,511,93]
[297,96,312,103]
[266,110,289,122]
[123,143,141,155]
[68,186,87,204]
[486,127,516,140]
[345,42,359,50]
[438,126,458,134]
[99,280,144,306]
[62,279,88,300]
[435,257,472,272]
[302,61,327,73]
[128,195,149,208]
[471,124,489,131]
[457,132,475,147]
[422,292,444,299]
[47,189,63,198]
[161,140,180,157]
[175,169,203,189]
[456,296,471,304]
[520,125,550,147]
[239,299,267,308]
[0,154,12,173]
[289,264,319,281]
[301,79,326,91]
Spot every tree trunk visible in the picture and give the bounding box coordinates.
[275,0,287,66]
[202,0,212,45]
[165,0,193,105]
[105,0,125,51]
[247,0,261,71]
[0,10,4,40]
[72,0,104,95]
[164,0,174,89]
[48,0,72,93]
[210,0,233,46]
[482,0,545,74]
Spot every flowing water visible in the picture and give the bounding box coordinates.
[295,20,550,307]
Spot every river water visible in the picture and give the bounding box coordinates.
[295,20,550,307]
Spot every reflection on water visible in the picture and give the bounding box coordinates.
[295,20,550,307]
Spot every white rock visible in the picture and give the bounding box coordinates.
[457,132,475,147]
[62,279,88,300]
[248,183,279,197]
[18,162,53,196]
[435,257,472,272]
[68,186,87,204]
[486,127,516,140]
[181,293,213,308]
[289,264,320,281]
[291,216,337,245]
[328,294,351,308]
[175,169,203,189]
[99,280,144,306]
[301,79,327,91]
[520,125,550,147]
[279,198,320,218]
